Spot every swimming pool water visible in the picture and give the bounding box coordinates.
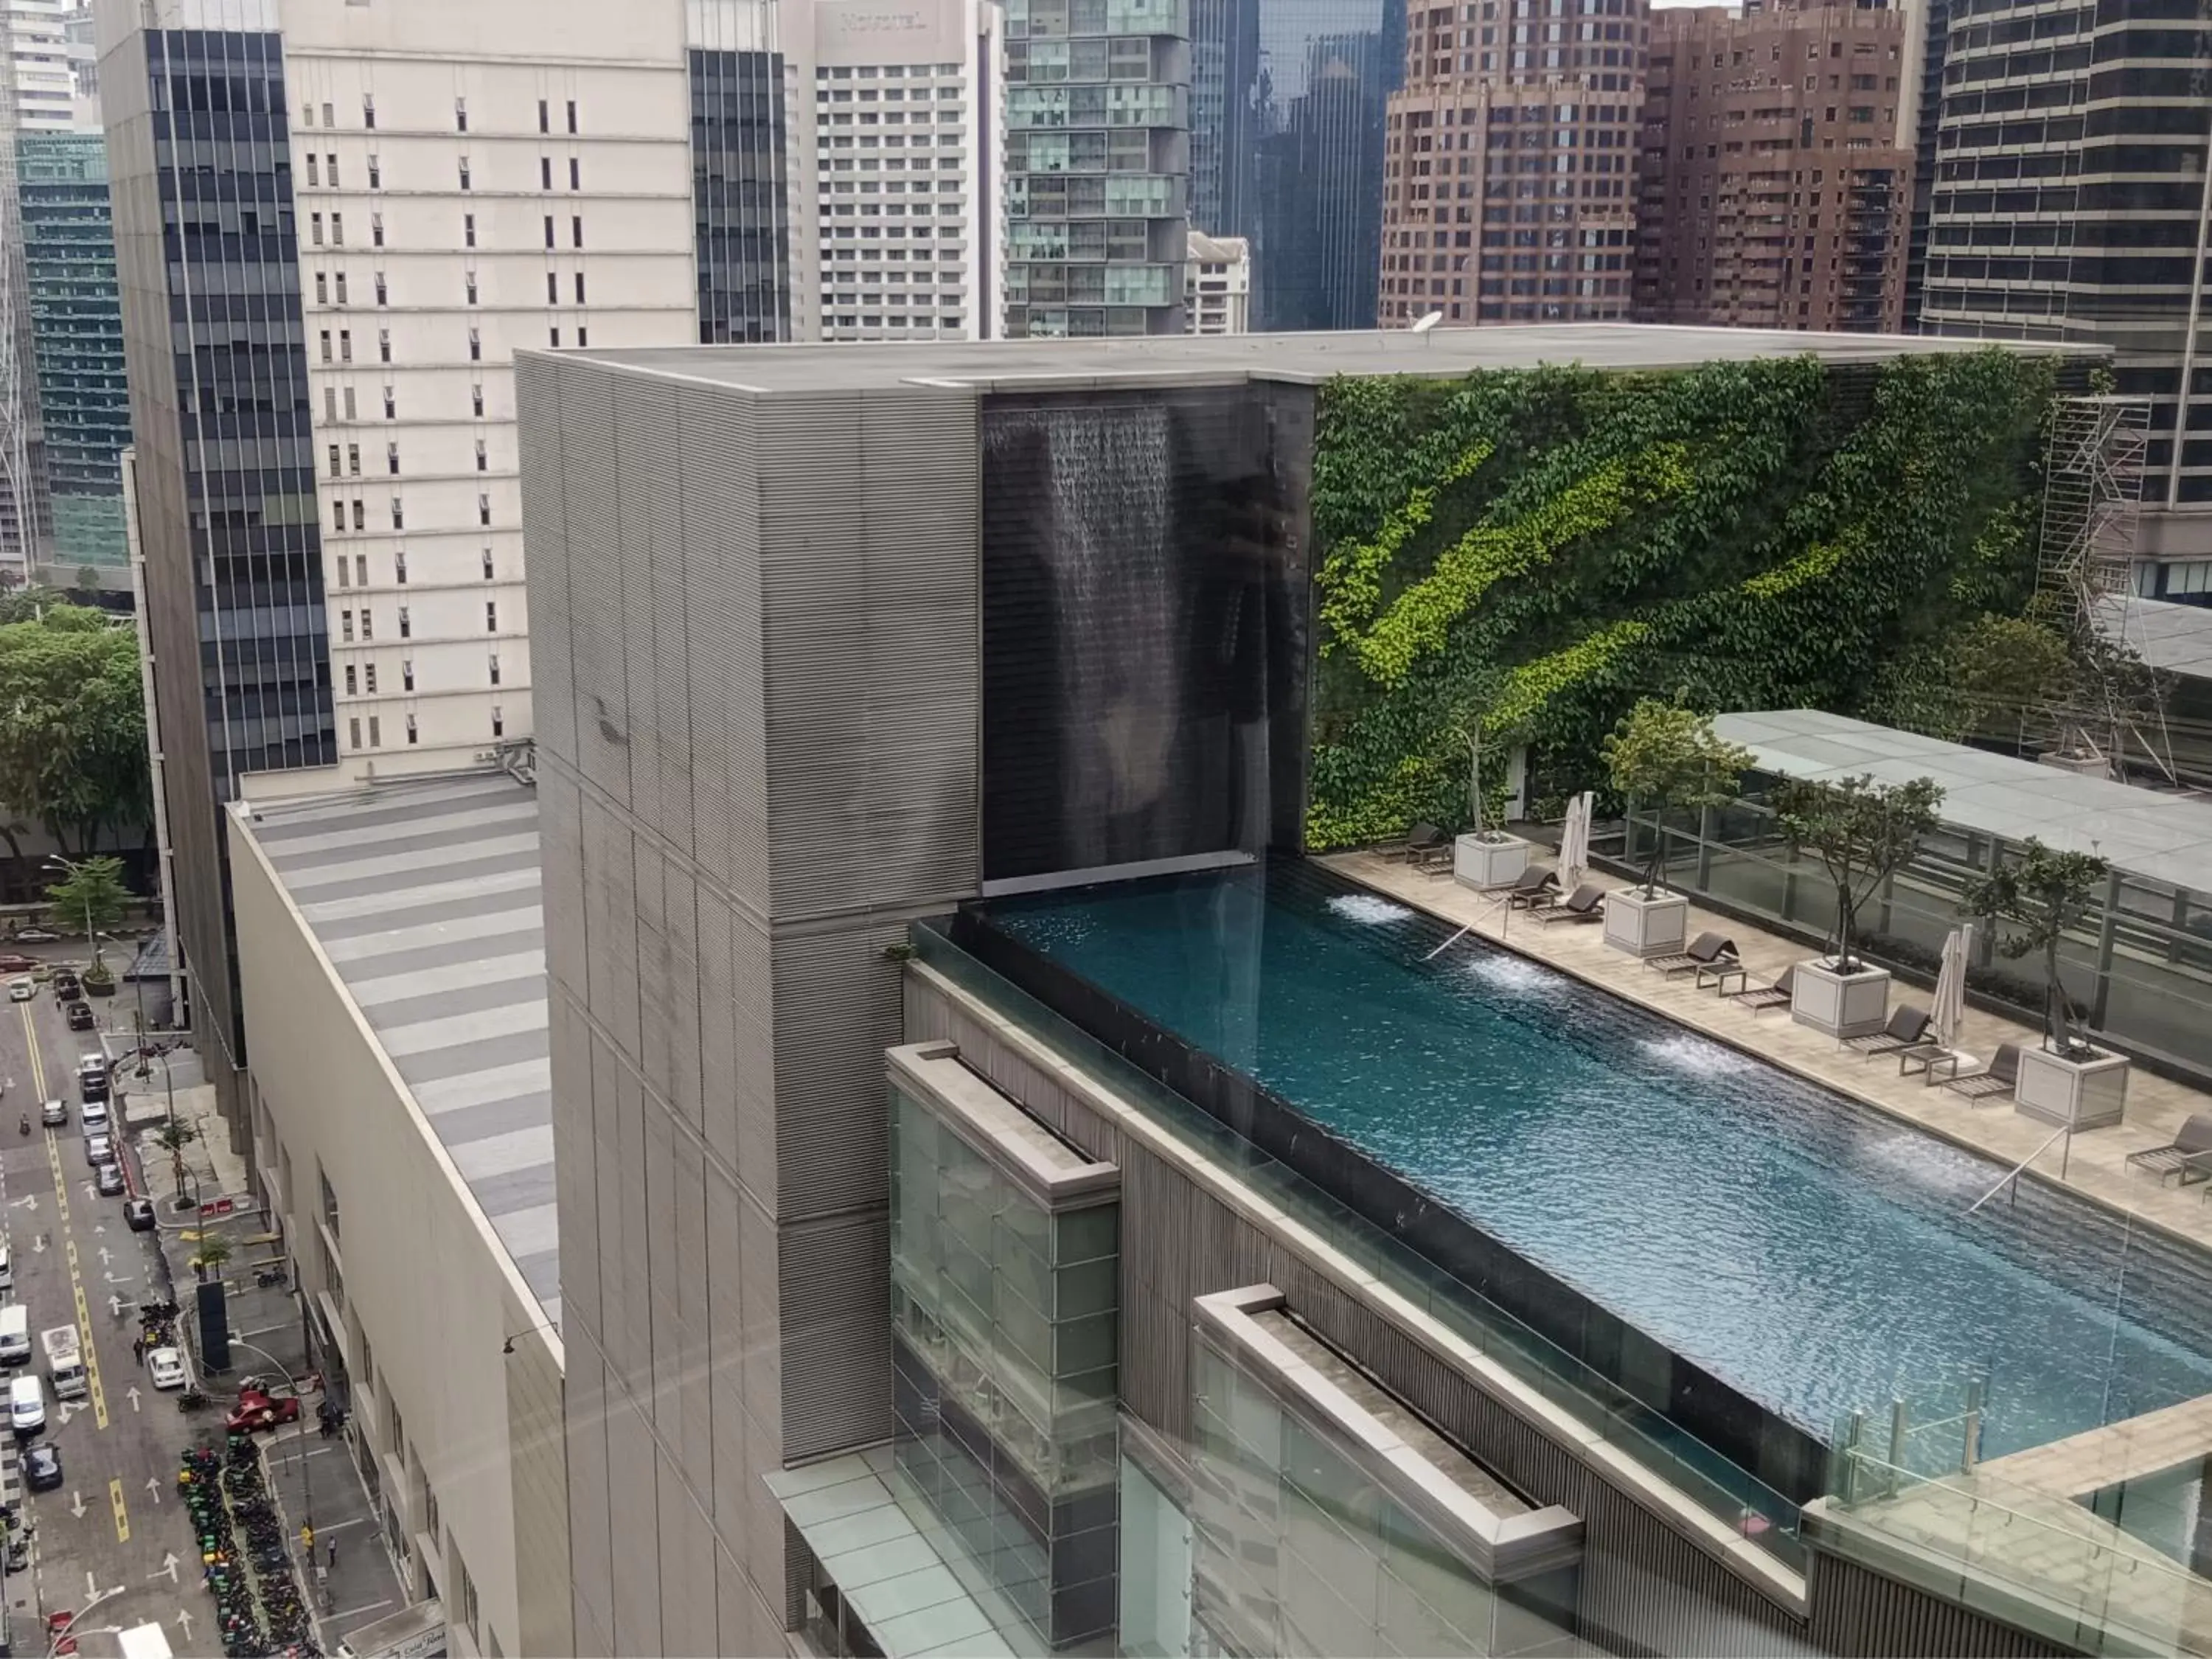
[984,863,2212,1461]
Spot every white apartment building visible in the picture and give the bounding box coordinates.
[807,0,1003,341]
[1186,229,1249,335]
[282,0,698,774]
[4,0,79,131]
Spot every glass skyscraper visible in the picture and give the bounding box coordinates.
[15,129,127,571]
[1193,0,1403,331]
[689,46,795,344]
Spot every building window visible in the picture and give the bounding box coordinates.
[485,600,498,631]
[356,554,368,586]
[367,154,380,189]
[574,272,585,304]
[378,328,391,363]
[466,274,478,306]
[566,100,577,134]
[488,652,500,685]
[332,212,344,246]
[479,495,492,528]
[341,610,355,642]
[387,442,400,476]
[346,444,360,475]
[398,607,411,639]
[364,664,377,693]
[352,501,366,531]
[324,101,334,128]
[349,717,361,748]
[464,212,476,248]
[306,153,319,185]
[546,271,558,304]
[392,498,404,530]
[339,330,352,364]
[394,550,408,584]
[471,383,484,417]
[311,212,324,246]
[344,387,357,420]
[481,547,494,580]
[368,716,381,748]
[384,386,397,420]
[549,327,560,347]
[335,273,348,305]
[456,97,467,132]
[302,102,313,128]
[491,707,504,737]
[360,608,373,641]
[468,328,481,362]
[372,212,384,248]
[459,156,471,190]
[333,500,345,532]
[364,93,375,128]
[402,658,414,691]
[571,215,583,248]
[335,550,350,586]
[543,215,554,250]
[538,98,549,134]
[577,327,587,347]
[475,439,487,472]
[327,443,340,477]
[569,158,580,190]
[315,272,327,304]
[344,664,357,695]
[324,387,337,422]
[540,156,552,190]
[375,273,387,305]
[406,714,419,745]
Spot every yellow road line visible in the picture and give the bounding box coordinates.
[31,1012,106,1432]
[108,1476,128,1543]
[18,1001,42,1098]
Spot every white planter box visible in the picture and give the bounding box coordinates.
[1454,832,1532,891]
[1603,886,1688,958]
[2014,1046,2129,1130]
[1792,959,1892,1039]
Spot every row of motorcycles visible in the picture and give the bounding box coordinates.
[177,1441,319,1658]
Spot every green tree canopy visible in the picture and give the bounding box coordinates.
[46,855,132,962]
[0,603,149,855]
[1601,699,1755,893]
[1961,837,2109,1059]
[1773,774,1945,972]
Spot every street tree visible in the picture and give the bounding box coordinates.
[191,1234,233,1281]
[1601,699,1756,894]
[152,1117,198,1206]
[1773,775,1945,973]
[1961,837,2110,1060]
[0,603,149,856]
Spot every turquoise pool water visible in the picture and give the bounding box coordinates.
[984,863,2212,1460]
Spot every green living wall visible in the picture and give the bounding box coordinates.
[1305,348,2061,849]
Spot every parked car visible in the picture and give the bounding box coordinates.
[81,1133,112,1168]
[94,1163,123,1197]
[226,1390,300,1433]
[21,1443,60,1492]
[122,1197,155,1233]
[37,1099,62,1128]
[5,979,29,1004]
[11,929,56,944]
[147,1348,186,1391]
[0,955,35,974]
[64,1003,93,1033]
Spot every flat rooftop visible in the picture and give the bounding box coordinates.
[237,773,555,1324]
[1717,708,2212,891]
[545,324,2092,397]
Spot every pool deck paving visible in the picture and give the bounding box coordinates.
[1333,849,2212,1259]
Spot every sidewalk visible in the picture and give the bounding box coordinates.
[260,1422,411,1652]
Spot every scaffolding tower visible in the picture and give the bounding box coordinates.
[2037,394,2169,780]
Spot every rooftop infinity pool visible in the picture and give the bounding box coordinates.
[978,861,2212,1466]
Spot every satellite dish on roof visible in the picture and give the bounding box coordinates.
[1411,310,1445,334]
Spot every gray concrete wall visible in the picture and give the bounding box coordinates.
[228,810,571,1659]
[518,352,982,1655]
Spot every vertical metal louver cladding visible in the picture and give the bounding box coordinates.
[1922,0,2212,506]
[690,48,794,344]
[1192,0,1404,330]
[1903,0,1952,330]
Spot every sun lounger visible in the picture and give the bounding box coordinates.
[1727,964,1795,1013]
[2126,1113,2212,1186]
[1646,931,1737,979]
[1383,822,1452,872]
[1504,868,1562,911]
[1941,1041,2020,1105]
[1534,881,1604,925]
[1842,1005,1931,1058]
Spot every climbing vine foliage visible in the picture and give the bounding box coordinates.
[1305,349,2061,850]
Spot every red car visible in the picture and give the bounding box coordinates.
[226,1391,302,1433]
[0,954,35,973]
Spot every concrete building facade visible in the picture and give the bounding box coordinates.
[1379,0,1648,326]
[230,771,566,1659]
[1183,227,1249,331]
[1633,0,1914,333]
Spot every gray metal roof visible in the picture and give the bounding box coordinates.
[1715,709,2212,894]
[237,774,555,1327]
[2094,593,2212,681]
[538,323,2091,397]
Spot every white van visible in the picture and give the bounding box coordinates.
[78,1097,108,1135]
[9,1375,43,1436]
[0,1307,29,1366]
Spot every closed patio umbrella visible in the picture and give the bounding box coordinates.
[1932,924,1972,1049]
[1558,791,1593,885]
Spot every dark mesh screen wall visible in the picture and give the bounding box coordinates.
[978,385,1311,883]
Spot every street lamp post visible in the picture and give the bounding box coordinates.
[45,1582,125,1656]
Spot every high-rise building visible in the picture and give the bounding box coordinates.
[16,129,127,572]
[807,0,1003,342]
[1185,227,1251,330]
[1378,0,1648,326]
[1919,0,2212,532]
[1899,0,1946,330]
[1003,0,1192,335]
[1633,0,1914,333]
[1192,0,1402,331]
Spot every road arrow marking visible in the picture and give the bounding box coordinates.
[102,1272,135,1285]
[69,1489,84,1519]
[107,1293,122,1317]
[10,1194,34,1210]
[84,1568,96,1600]
[145,1475,160,1505]
[96,1246,108,1266]
[175,1610,192,1643]
[125,1386,139,1413]
[151,1550,177,1585]
[57,1401,80,1425]
[29,1234,42,1254]
[91,1222,103,1234]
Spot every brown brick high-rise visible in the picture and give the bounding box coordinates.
[1635,0,1916,332]
[1379,0,1649,325]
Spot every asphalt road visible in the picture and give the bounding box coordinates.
[0,978,205,1656]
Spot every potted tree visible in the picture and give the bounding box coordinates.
[1773,773,1944,1038]
[1599,699,1755,957]
[1452,714,1533,891]
[1961,838,2126,1127]
[191,1234,233,1284]
[44,856,131,997]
